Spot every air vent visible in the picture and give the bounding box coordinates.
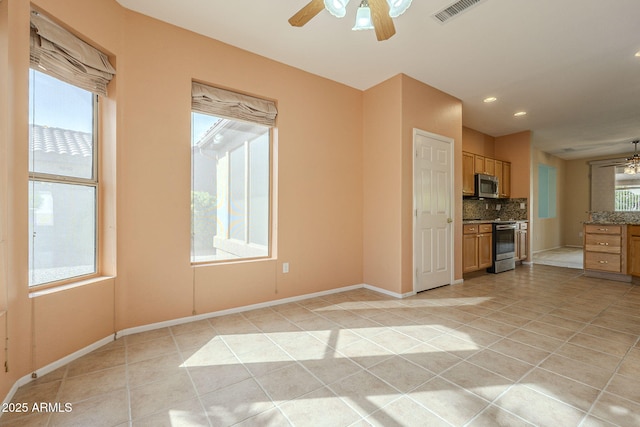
[433,0,486,23]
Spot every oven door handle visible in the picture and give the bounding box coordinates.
[495,225,517,230]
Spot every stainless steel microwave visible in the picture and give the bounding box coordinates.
[475,173,499,199]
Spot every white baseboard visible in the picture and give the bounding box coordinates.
[117,283,365,338]
[363,284,414,299]
[2,335,114,408]
[3,279,455,407]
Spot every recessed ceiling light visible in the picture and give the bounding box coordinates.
[635,50,640,57]
[514,111,527,117]
[483,97,497,103]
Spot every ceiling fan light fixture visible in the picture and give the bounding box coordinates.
[387,0,412,18]
[324,0,350,18]
[624,140,640,174]
[353,1,374,30]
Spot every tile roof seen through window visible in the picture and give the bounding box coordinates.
[29,124,92,157]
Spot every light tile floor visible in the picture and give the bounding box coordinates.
[2,264,640,426]
[533,247,584,270]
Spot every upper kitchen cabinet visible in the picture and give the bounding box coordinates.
[501,162,511,198]
[463,152,475,196]
[462,151,511,198]
[474,154,495,176]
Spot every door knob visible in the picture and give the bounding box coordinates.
[447,218,453,223]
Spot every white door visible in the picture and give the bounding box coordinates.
[414,130,453,292]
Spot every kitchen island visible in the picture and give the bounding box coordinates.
[584,211,640,281]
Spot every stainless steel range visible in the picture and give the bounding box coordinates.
[488,221,517,273]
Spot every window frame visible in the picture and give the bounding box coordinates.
[28,69,100,287]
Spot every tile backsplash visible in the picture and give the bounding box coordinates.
[463,198,528,221]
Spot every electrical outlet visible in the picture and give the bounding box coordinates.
[485,204,489,209]
[283,262,289,273]
[496,204,501,210]
[520,203,526,209]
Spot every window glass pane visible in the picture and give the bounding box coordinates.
[249,135,269,246]
[29,181,96,285]
[29,69,94,180]
[191,112,270,262]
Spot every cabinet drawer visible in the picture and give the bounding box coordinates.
[464,224,479,234]
[464,223,493,234]
[585,251,621,272]
[585,224,621,235]
[585,234,621,253]
[479,224,493,233]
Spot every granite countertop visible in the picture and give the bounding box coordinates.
[584,220,640,225]
[463,219,529,224]
[585,211,640,225]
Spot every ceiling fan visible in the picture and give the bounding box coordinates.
[289,0,412,41]
[598,140,640,174]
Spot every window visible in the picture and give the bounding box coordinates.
[190,82,276,263]
[191,113,271,262]
[615,167,640,211]
[29,70,98,286]
[538,164,556,218]
[27,10,114,287]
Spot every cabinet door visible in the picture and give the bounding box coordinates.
[484,158,496,176]
[517,230,528,260]
[463,233,479,273]
[502,162,511,198]
[462,152,475,196]
[628,227,640,276]
[495,161,503,196]
[478,233,493,269]
[474,155,485,174]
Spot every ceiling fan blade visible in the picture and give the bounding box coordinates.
[289,0,325,27]
[369,0,396,41]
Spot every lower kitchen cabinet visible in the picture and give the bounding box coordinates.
[463,223,492,273]
[515,222,528,261]
[627,225,640,276]
[584,224,627,279]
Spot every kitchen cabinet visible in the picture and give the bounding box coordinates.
[627,225,640,276]
[515,222,528,261]
[584,224,626,275]
[462,151,511,198]
[474,155,496,176]
[463,223,493,273]
[462,152,475,196]
[501,162,511,198]
[474,155,485,174]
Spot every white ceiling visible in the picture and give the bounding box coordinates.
[115,0,640,160]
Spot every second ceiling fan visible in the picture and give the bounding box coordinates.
[288,0,412,41]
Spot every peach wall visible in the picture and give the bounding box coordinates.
[362,75,463,294]
[462,127,495,157]
[363,76,403,292]
[1,0,366,399]
[401,75,463,289]
[1,0,34,399]
[32,279,115,368]
[1,0,476,402]
[495,131,531,200]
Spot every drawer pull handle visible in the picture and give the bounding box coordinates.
[598,242,609,246]
[598,228,608,231]
[599,260,608,264]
